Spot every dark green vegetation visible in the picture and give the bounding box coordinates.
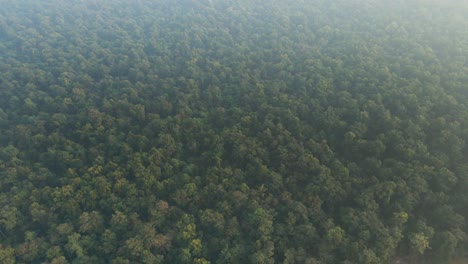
[0,0,467,263]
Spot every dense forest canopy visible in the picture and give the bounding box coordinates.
[0,0,467,263]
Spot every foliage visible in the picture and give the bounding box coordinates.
[0,0,467,263]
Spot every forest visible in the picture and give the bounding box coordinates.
[0,0,467,263]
